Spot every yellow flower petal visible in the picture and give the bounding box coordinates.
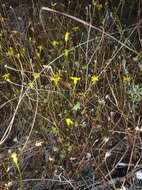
[51,41,59,47]
[32,73,40,79]
[28,82,34,88]
[11,152,18,164]
[72,26,79,31]
[2,73,10,80]
[123,76,131,82]
[64,49,69,57]
[70,76,81,86]
[65,118,74,126]
[6,47,14,57]
[65,32,70,43]
[37,45,43,52]
[91,75,99,83]
[50,73,61,86]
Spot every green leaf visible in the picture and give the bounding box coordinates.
[72,102,81,111]
[133,56,139,62]
[74,61,80,68]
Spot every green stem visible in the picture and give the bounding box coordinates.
[16,164,23,190]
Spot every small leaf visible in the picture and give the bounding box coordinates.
[72,102,81,111]
[133,56,139,62]
[74,61,80,68]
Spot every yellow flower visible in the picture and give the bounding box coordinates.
[35,49,40,58]
[2,73,10,80]
[65,32,70,43]
[65,118,74,126]
[70,76,81,86]
[6,47,14,57]
[95,3,103,10]
[19,48,25,57]
[123,76,131,82]
[28,82,34,88]
[50,73,61,86]
[11,152,18,165]
[16,53,20,59]
[32,73,40,79]
[51,41,59,47]
[37,45,43,52]
[91,75,99,83]
[64,49,69,57]
[72,26,79,31]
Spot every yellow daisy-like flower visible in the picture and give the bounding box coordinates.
[64,49,69,57]
[51,40,59,47]
[70,76,81,86]
[123,76,131,82]
[65,118,74,126]
[37,45,43,52]
[32,73,40,79]
[2,73,10,80]
[50,73,61,86]
[11,152,18,165]
[6,47,14,57]
[65,32,70,43]
[28,82,34,88]
[91,75,99,83]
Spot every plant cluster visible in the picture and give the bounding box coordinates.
[0,0,142,189]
